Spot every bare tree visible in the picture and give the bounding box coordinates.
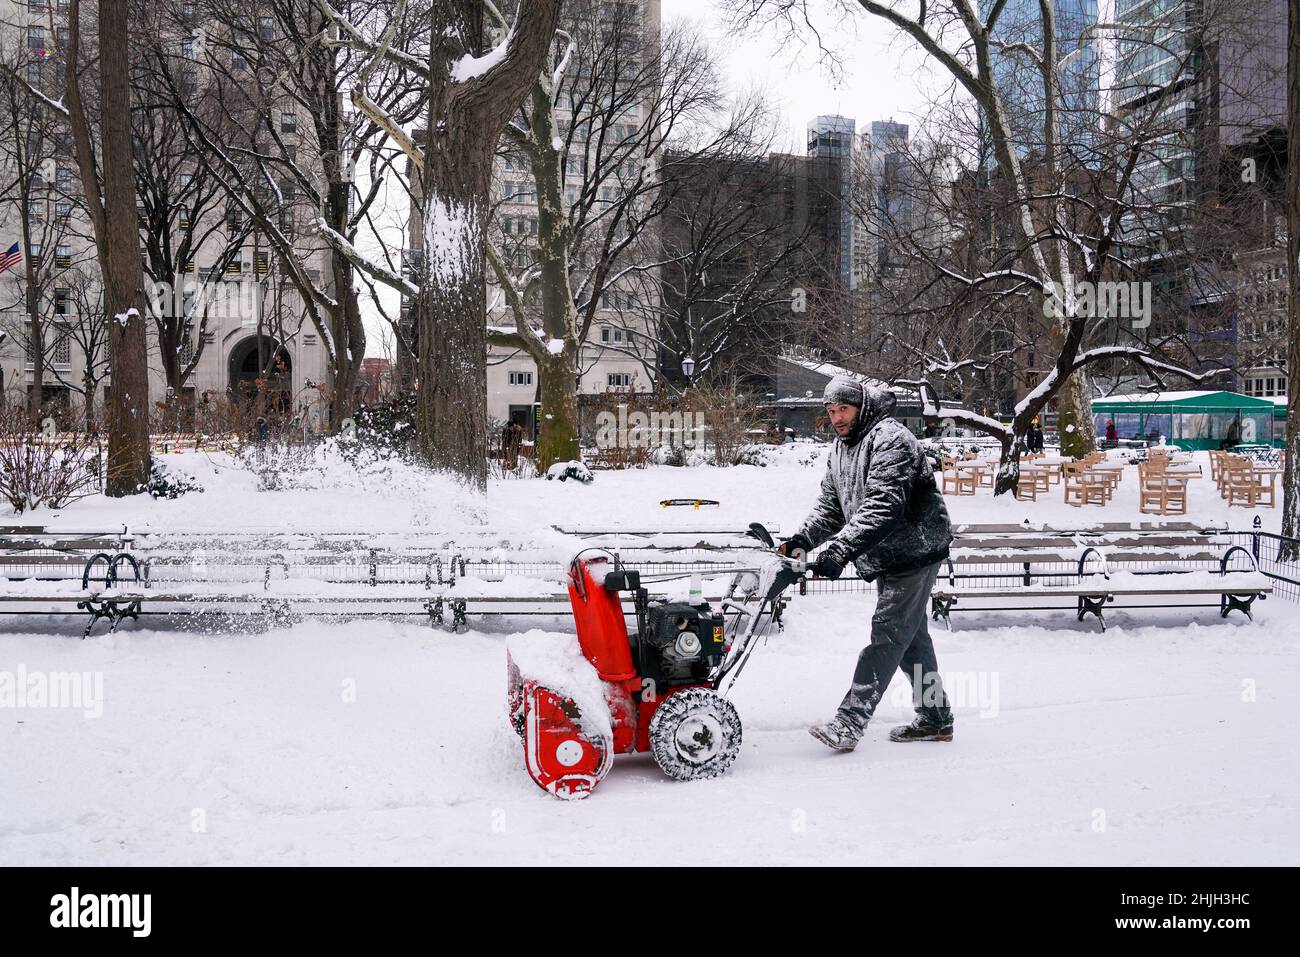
[0,29,92,424]
[725,0,1279,493]
[47,265,111,431]
[131,48,252,413]
[485,8,753,469]
[610,144,837,392]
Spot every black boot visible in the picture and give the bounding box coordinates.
[889,715,954,742]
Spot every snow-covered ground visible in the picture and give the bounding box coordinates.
[15,441,1284,536]
[2,442,1297,865]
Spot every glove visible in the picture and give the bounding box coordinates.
[777,534,811,558]
[811,549,847,580]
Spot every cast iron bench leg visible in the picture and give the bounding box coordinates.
[426,597,444,626]
[1077,594,1109,631]
[1220,592,1261,621]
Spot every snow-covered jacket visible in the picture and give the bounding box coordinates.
[796,386,953,581]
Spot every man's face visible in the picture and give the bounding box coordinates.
[826,402,859,437]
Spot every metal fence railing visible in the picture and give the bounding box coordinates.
[1225,529,1300,603]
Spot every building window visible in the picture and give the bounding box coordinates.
[54,327,71,364]
[27,27,45,51]
[55,244,71,268]
[607,373,632,388]
[281,112,297,133]
[259,16,275,41]
[55,201,71,217]
[508,371,533,386]
[600,327,627,344]
[232,51,248,71]
[254,251,269,276]
[54,287,69,315]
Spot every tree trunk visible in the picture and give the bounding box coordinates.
[1282,0,1300,542]
[328,235,366,427]
[83,370,96,433]
[415,179,490,487]
[20,208,43,425]
[420,0,562,490]
[98,0,150,493]
[1055,369,1096,458]
[536,350,580,470]
[530,83,580,474]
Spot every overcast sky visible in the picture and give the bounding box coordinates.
[660,0,939,151]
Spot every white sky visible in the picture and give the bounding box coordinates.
[360,1,941,357]
[660,0,939,151]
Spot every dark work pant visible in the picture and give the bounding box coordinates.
[836,561,953,734]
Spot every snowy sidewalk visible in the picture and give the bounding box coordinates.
[3,594,1296,866]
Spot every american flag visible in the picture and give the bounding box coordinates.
[0,242,21,276]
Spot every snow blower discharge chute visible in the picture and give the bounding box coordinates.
[507,524,804,800]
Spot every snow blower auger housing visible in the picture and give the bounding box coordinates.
[507,531,804,800]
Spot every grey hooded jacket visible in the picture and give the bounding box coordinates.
[797,386,953,582]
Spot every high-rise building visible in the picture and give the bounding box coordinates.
[806,115,855,293]
[980,0,1101,161]
[1112,0,1289,392]
[851,120,912,290]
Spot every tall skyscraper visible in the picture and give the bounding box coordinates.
[852,120,912,290]
[807,115,855,293]
[980,0,1101,161]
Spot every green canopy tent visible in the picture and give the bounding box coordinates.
[1091,391,1279,451]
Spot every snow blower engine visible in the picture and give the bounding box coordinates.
[507,525,804,799]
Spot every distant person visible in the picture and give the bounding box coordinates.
[1028,420,1044,453]
[1105,419,1117,444]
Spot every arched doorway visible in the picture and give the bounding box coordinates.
[228,336,292,415]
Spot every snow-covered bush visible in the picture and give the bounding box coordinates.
[145,459,204,499]
[336,393,417,465]
[546,460,594,484]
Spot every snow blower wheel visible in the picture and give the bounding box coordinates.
[648,687,741,781]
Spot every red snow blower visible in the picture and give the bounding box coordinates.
[507,524,805,799]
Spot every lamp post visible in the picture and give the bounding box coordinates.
[681,354,695,386]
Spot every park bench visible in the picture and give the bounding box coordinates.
[0,527,760,636]
[931,522,1272,630]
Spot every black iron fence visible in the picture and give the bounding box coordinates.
[1226,529,1300,603]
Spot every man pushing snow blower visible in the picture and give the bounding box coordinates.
[780,374,957,752]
